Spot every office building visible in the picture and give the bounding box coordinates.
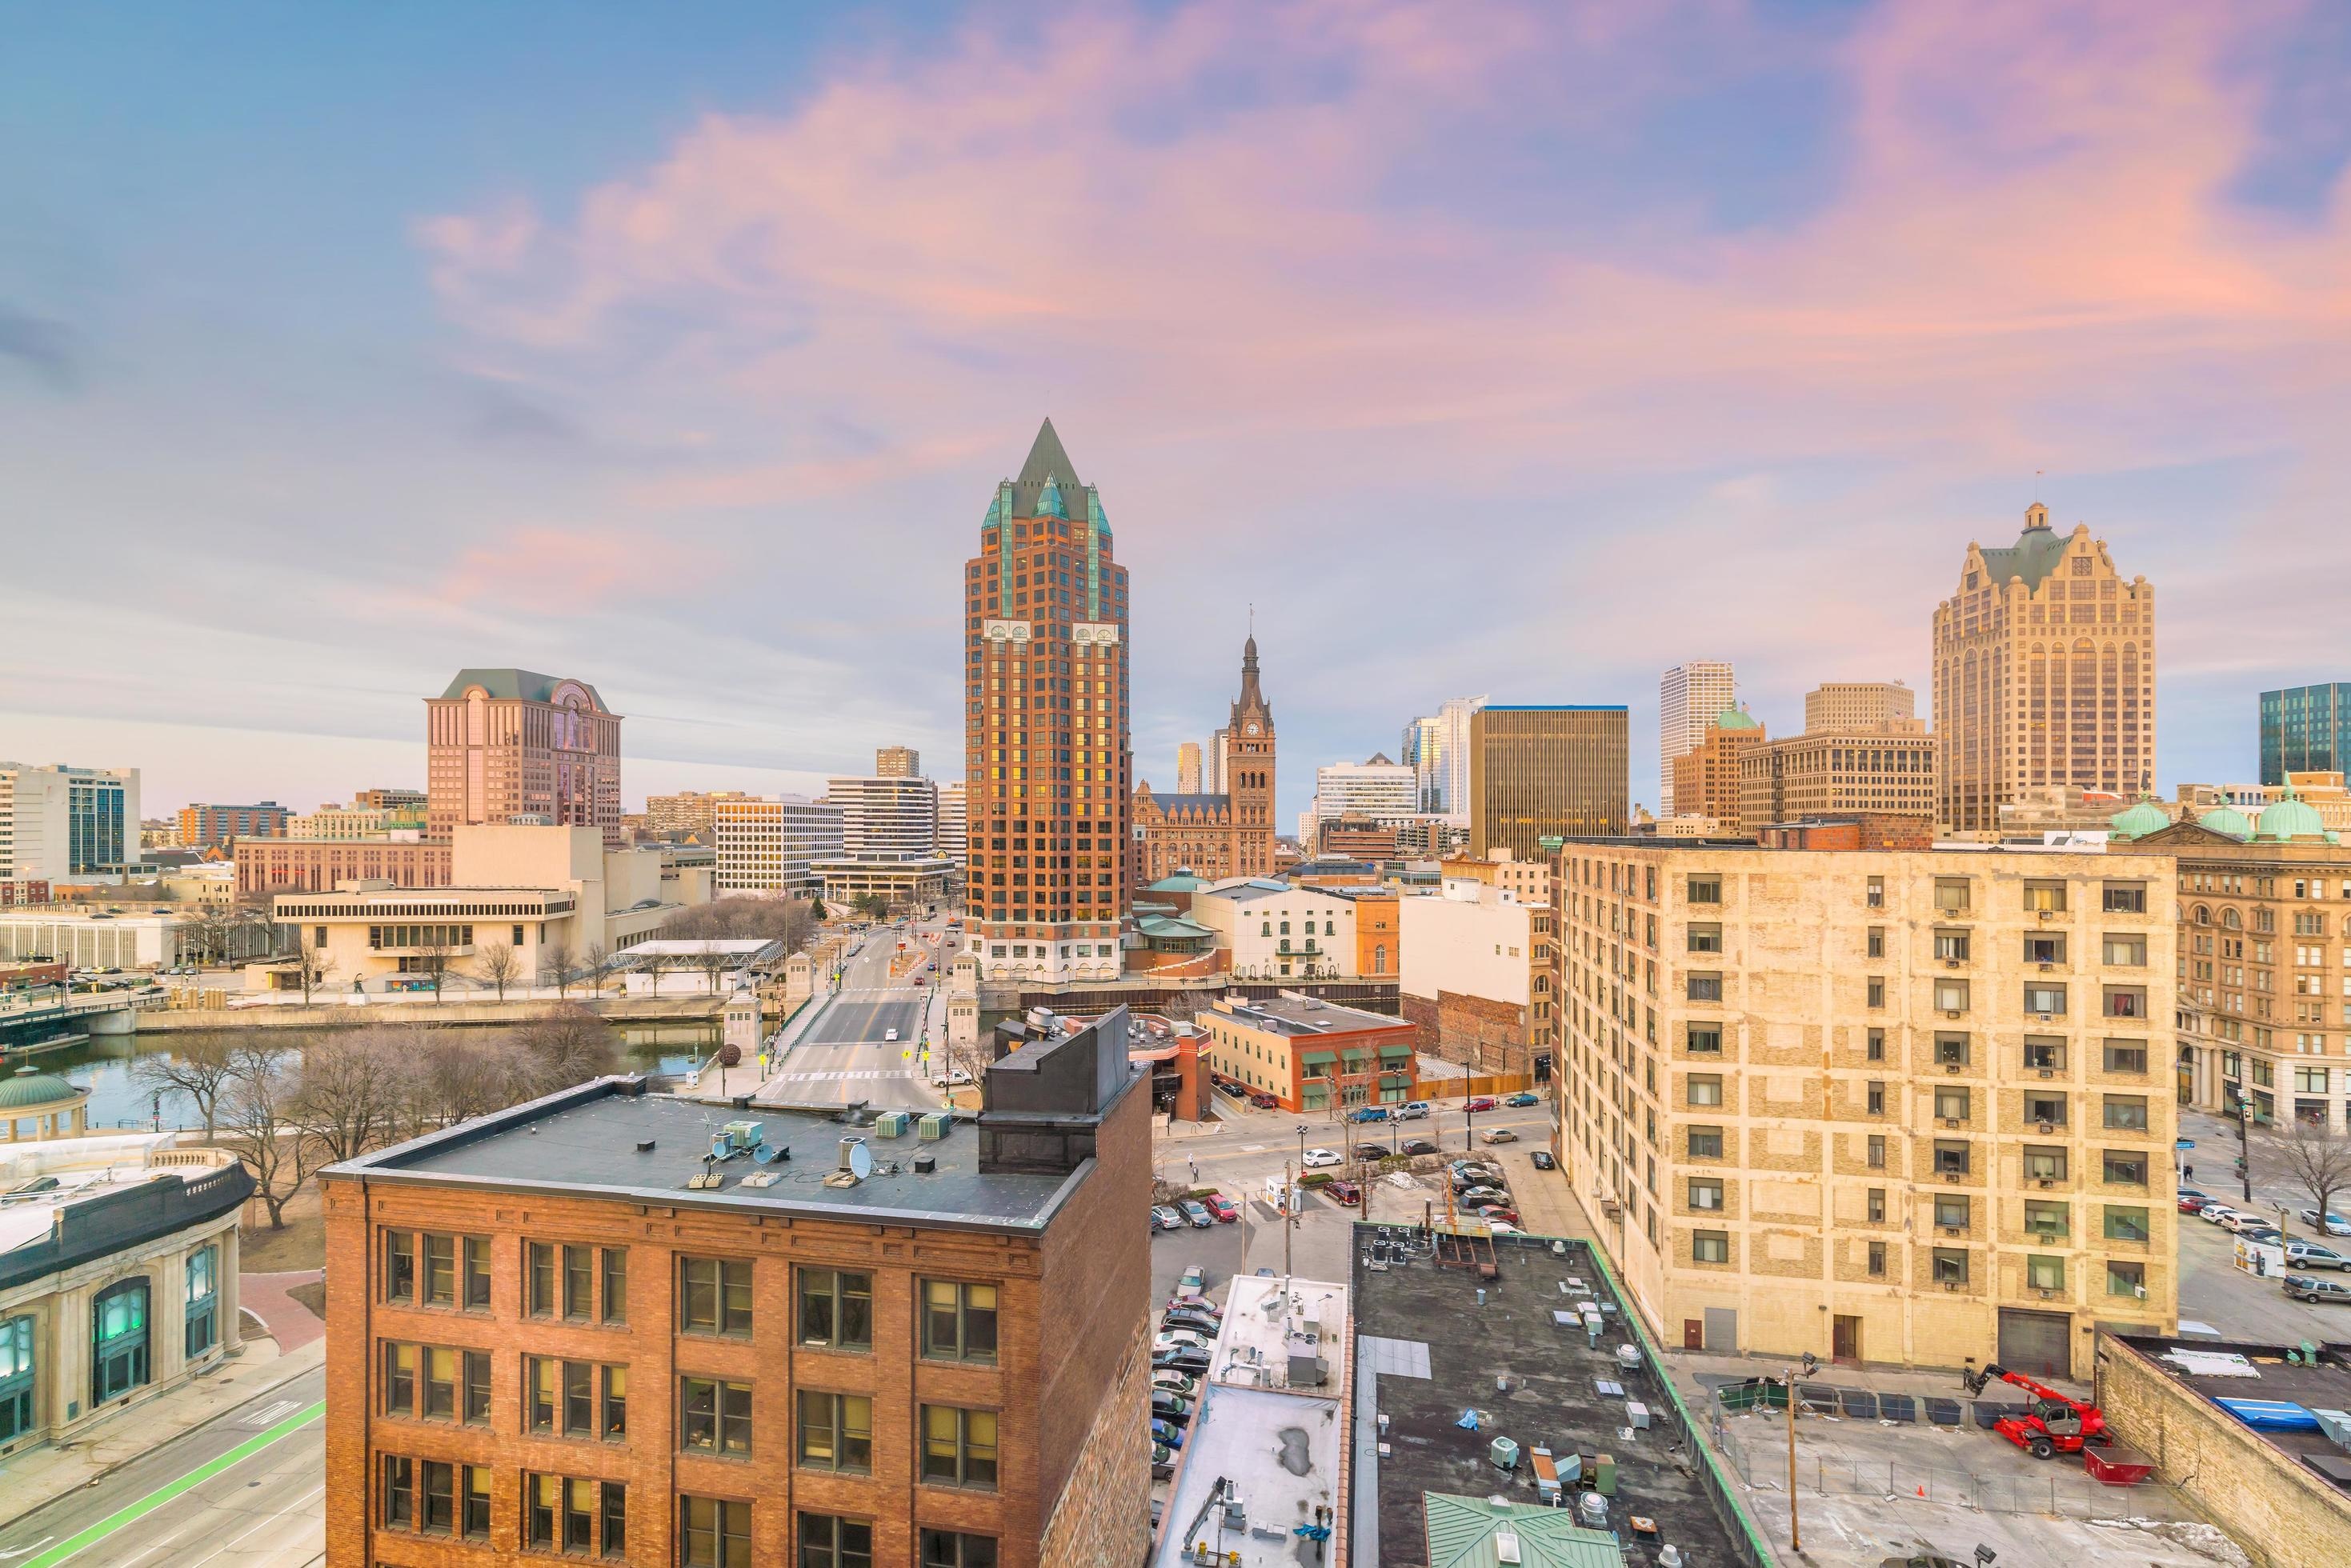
[1660,663,1736,816]
[1398,874,1556,1079]
[1739,726,1939,833]
[1934,505,2156,834]
[1204,726,1228,796]
[1129,638,1277,890]
[321,1013,1151,1568]
[1196,991,1417,1112]
[285,797,429,840]
[1668,708,1767,835]
[938,782,967,863]
[1439,847,1554,911]
[426,670,623,846]
[1466,706,1628,860]
[1805,682,1916,734]
[1176,742,1202,795]
[1404,696,1485,817]
[1555,838,2177,1378]
[2260,684,2351,785]
[235,837,452,896]
[1309,756,1416,827]
[176,802,289,849]
[814,776,952,910]
[645,792,754,838]
[354,788,428,813]
[962,421,1131,985]
[875,746,921,779]
[1189,878,1357,981]
[712,795,843,895]
[0,764,142,878]
[1398,715,1442,811]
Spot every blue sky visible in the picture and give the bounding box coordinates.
[6,1,2350,824]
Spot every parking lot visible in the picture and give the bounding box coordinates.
[2177,1187,2351,1343]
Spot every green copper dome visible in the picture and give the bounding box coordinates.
[1713,706,1761,733]
[2196,804,2253,841]
[2256,790,2328,843]
[2108,798,2169,840]
[0,1066,85,1111]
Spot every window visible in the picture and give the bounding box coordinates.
[1687,971,1723,1003]
[1687,876,1721,905]
[2105,1206,2150,1243]
[1685,1023,1722,1055]
[2103,1040,2148,1074]
[526,1358,623,1441]
[424,1234,455,1305]
[462,1466,491,1542]
[2023,983,2067,1016]
[1867,1240,1887,1276]
[1935,1194,1970,1230]
[1867,976,1886,1009]
[2103,1150,2148,1186]
[1935,930,1970,962]
[564,1245,595,1320]
[1934,979,1969,1013]
[1687,923,1722,954]
[921,1530,1000,1568]
[2103,934,2146,966]
[1866,875,1884,908]
[1865,1028,1884,1062]
[2026,1255,2065,1292]
[922,1280,999,1363]
[1866,1134,1885,1169]
[2103,986,2147,1020]
[2023,1146,2068,1182]
[682,1497,751,1568]
[682,1257,754,1336]
[798,1513,873,1568]
[529,1242,555,1318]
[382,1229,486,1310]
[2023,881,2067,914]
[601,1247,627,1325]
[2024,1037,2065,1070]
[2103,1095,2149,1131]
[1933,878,1970,914]
[382,1454,414,1531]
[683,1377,753,1457]
[1863,1080,1884,1115]
[91,1278,150,1404]
[1686,1074,1723,1108]
[798,1390,873,1473]
[1867,926,1885,959]
[1865,1188,1885,1222]
[385,1230,415,1303]
[1932,1140,1969,1177]
[799,1269,874,1351]
[185,1244,218,1358]
[2108,1260,2148,1298]
[0,1317,33,1444]
[921,1405,999,1489]
[1931,1248,1969,1284]
[1692,1230,1730,1264]
[1934,1033,1970,1067]
[522,1474,623,1557]
[1935,1086,1970,1122]
[1688,1178,1724,1210]
[2025,1200,2069,1238]
[1688,1126,1724,1159]
[2103,882,2145,914]
[2024,933,2065,965]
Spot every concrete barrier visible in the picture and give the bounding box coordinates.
[134,994,727,1032]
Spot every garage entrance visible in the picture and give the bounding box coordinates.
[1996,1306,2072,1378]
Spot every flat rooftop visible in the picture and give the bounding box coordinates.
[327,1078,1086,1235]
[1152,1384,1343,1568]
[1351,1228,1740,1567]
[2119,1334,2351,1482]
[1220,994,1407,1038]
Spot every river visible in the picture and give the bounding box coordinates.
[22,1020,723,1134]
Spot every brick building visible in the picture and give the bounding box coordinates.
[427,670,623,847]
[1738,724,1938,832]
[322,1011,1151,1568]
[234,837,452,895]
[176,801,289,848]
[1130,638,1278,888]
[1196,991,1419,1114]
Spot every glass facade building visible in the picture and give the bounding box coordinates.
[2260,683,2351,784]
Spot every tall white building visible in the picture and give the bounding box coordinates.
[826,775,939,858]
[1405,696,1487,815]
[1658,662,1736,815]
[712,794,843,894]
[937,781,967,861]
[1205,726,1230,795]
[0,763,142,878]
[1311,757,1420,824]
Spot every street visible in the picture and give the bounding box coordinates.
[0,1365,325,1568]
[753,920,948,1110]
[2173,1105,2351,1342]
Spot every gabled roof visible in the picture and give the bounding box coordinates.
[1147,793,1231,819]
[437,669,608,709]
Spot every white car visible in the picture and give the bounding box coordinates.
[1302,1148,1342,1169]
[2221,1210,2276,1234]
[884,1028,899,1043]
[2199,1205,2241,1224]
[1152,1329,1212,1354]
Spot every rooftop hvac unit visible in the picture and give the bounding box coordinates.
[874,1111,910,1138]
[1489,1435,1520,1470]
[918,1113,951,1141]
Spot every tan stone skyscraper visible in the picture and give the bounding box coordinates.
[1933,506,2156,834]
[1176,741,1202,794]
[875,745,919,778]
[961,419,1130,985]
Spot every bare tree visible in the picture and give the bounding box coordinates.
[390,1034,506,1139]
[296,1027,411,1163]
[290,936,335,1006]
[579,941,610,998]
[507,1004,622,1102]
[540,938,575,1000]
[218,1042,317,1229]
[475,941,522,1001]
[130,1032,237,1140]
[661,896,817,954]
[2276,1118,2351,1234]
[415,934,456,1001]
[695,943,735,994]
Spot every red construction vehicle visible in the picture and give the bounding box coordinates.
[1961,1362,2110,1460]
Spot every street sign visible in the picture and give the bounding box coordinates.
[2176,1138,2195,1150]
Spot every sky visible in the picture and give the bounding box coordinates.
[6,0,2351,826]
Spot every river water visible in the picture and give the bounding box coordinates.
[23,1020,722,1134]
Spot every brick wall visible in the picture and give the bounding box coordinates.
[2095,1335,2351,1568]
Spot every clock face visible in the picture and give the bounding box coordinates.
[1245,722,1260,735]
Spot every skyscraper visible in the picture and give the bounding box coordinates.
[2259,683,2351,784]
[875,745,920,778]
[1205,726,1229,795]
[1934,505,2156,833]
[0,763,142,878]
[1176,741,1203,794]
[426,670,622,846]
[1468,706,1628,858]
[1658,662,1736,816]
[962,420,1131,984]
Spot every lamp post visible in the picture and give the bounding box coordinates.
[1784,1350,1816,1552]
[2237,1098,2254,1204]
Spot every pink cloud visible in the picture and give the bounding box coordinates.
[439,526,643,607]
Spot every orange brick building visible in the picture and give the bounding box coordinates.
[234,836,452,895]
[1196,991,1419,1114]
[1668,706,1767,832]
[322,1014,1151,1568]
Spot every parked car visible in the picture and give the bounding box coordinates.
[1248,1093,1279,1109]
[1151,1370,1200,1398]
[1151,1206,1186,1231]
[1396,1102,1430,1120]
[1530,1150,1557,1171]
[1353,1144,1392,1162]
[1325,1179,1362,1204]
[2198,1204,2241,1225]
[1204,1194,1238,1223]
[1450,1165,1506,1189]
[1153,1346,1211,1374]
[2285,1241,2349,1270]
[1153,1328,1212,1354]
[2221,1210,2277,1234]
[1163,1310,1221,1337]
[1166,1293,1221,1318]
[1400,1138,1441,1156]
[1180,1200,1213,1228]
[2237,1226,2285,1247]
[1480,1128,1520,1145]
[1474,1208,1521,1226]
[1465,1096,1498,1113]
[1348,1106,1391,1123]
[1151,1390,1195,1424]
[1486,1220,1521,1235]
[2179,1193,2215,1213]
[1180,1266,1206,1294]
[1152,1442,1176,1478]
[2298,1208,2351,1237]
[2284,1273,2351,1305]
[1302,1147,1342,1168]
[1151,1418,1187,1450]
[1504,1091,1540,1107]
[1459,1191,1513,1211]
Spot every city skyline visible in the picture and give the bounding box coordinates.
[9,6,2349,821]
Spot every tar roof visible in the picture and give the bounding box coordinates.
[1220,994,1404,1037]
[327,1078,1084,1234]
[1351,1229,1740,1567]
[2117,1334,2351,1478]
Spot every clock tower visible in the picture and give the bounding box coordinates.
[1228,634,1276,876]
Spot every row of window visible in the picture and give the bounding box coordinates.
[1684,1234,2151,1295]
[1684,1179,2152,1239]
[1680,1126,2154,1184]
[1685,1026,2149,1077]
[0,1249,222,1443]
[1680,1074,2152,1126]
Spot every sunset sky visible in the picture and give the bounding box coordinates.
[6,1,2349,821]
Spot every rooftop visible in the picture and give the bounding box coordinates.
[2117,1334,2351,1485]
[326,1078,1089,1235]
[1217,993,1410,1038]
[436,668,610,709]
[1351,1229,1740,1568]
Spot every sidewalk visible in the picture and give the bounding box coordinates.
[0,1332,324,1530]
[241,1268,326,1351]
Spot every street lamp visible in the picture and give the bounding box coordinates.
[1783,1350,1817,1552]
[2237,1098,2254,1203]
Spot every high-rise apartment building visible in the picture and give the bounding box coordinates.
[321,1015,1152,1568]
[938,782,967,863]
[427,670,623,846]
[1204,727,1228,796]
[1467,706,1628,860]
[1668,709,1766,833]
[962,421,1131,984]
[644,791,753,837]
[815,776,952,909]
[1555,838,2177,1378]
[1806,682,1916,734]
[1176,742,1202,795]
[1659,663,1736,816]
[1740,726,1939,830]
[177,802,290,848]
[712,795,843,895]
[1129,639,1277,886]
[2259,683,2351,785]
[1399,715,1443,810]
[0,763,141,878]
[875,746,921,778]
[1934,506,2156,834]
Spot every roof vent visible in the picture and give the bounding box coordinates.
[635,1139,656,1154]
[912,1154,936,1174]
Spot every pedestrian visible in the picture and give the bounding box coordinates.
[1188,1158,1200,1185]
[2183,1162,2193,1182]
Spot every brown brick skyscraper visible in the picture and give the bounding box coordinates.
[962,420,1131,986]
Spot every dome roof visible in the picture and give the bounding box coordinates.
[2256,790,2328,843]
[0,1066,86,1111]
[2196,804,2254,841]
[1713,706,1761,733]
[2108,798,2170,839]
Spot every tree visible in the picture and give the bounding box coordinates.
[392,1034,506,1139]
[541,938,575,1000]
[695,943,735,994]
[475,941,522,1001]
[857,893,891,922]
[131,1032,237,1140]
[290,936,335,1006]
[507,1005,621,1102]
[2276,1118,2351,1235]
[295,1027,410,1163]
[580,941,610,997]
[807,895,826,922]
[218,1042,317,1229]
[416,934,456,1001]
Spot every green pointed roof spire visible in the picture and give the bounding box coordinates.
[1007,418,1084,521]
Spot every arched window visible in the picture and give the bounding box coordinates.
[2221,909,2241,931]
[2193,905,2210,926]
[1373,944,1388,974]
[92,1277,150,1405]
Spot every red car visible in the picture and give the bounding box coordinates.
[1324,1179,1362,1205]
[1465,1096,1498,1113]
[1204,1194,1238,1223]
[1249,1093,1279,1110]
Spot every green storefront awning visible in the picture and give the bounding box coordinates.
[1378,1042,1414,1060]
[1379,1073,1410,1088]
[1300,1050,1338,1066]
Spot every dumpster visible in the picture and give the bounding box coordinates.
[2084,1445,2154,1486]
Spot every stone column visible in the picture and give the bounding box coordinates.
[219,1223,244,1354]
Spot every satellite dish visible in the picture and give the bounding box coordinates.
[848,1142,873,1179]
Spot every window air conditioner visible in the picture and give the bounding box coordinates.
[2037,1178,2055,1188]
[2133,1284,2147,1299]
[2039,962,2055,973]
[1942,1118,1961,1129]
[1943,1281,1961,1291]
[1945,1063,1963,1074]
[1944,958,1960,970]
[2035,1287,2057,1299]
[1945,1010,1963,1020]
[2037,1068,2054,1079]
[2037,1014,2054,1023]
[2036,1121,2055,1134]
[2038,910,2055,922]
[1940,1225,1964,1237]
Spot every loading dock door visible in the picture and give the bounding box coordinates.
[1704,1307,1738,1352]
[1997,1307,2072,1378]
